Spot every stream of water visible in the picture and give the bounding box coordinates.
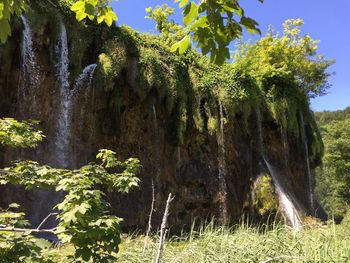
[54,22,97,168]
[54,22,71,168]
[300,111,314,213]
[218,102,228,224]
[18,16,40,117]
[256,110,302,230]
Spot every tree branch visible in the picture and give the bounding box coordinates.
[0,213,58,234]
[36,212,58,230]
[0,227,56,234]
[155,193,174,263]
[143,179,155,255]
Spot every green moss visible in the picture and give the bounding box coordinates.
[98,39,127,91]
[22,4,326,147]
[254,175,279,216]
[306,110,324,163]
[207,116,218,135]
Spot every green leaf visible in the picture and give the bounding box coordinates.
[104,10,117,26]
[77,203,91,215]
[0,18,11,43]
[97,15,104,24]
[76,10,87,22]
[62,210,77,223]
[85,3,95,17]
[190,16,207,30]
[8,203,20,208]
[70,1,85,12]
[171,35,191,54]
[183,2,198,26]
[0,3,4,18]
[240,16,260,35]
[178,0,189,8]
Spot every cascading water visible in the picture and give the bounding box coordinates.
[299,111,314,213]
[256,110,302,230]
[73,64,97,115]
[18,15,40,117]
[71,63,97,165]
[217,102,228,224]
[152,104,158,136]
[54,22,71,168]
[280,129,290,167]
[73,64,97,92]
[152,104,161,179]
[264,160,302,230]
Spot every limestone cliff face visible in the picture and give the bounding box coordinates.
[0,8,325,230]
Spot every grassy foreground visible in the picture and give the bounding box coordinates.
[118,220,350,263]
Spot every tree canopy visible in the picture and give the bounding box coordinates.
[0,0,263,64]
[0,118,141,262]
[315,116,350,221]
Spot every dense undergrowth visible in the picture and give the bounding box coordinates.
[94,17,332,153]
[119,221,350,262]
[52,219,350,262]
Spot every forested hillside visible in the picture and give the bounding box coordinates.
[315,107,350,221]
[315,106,350,126]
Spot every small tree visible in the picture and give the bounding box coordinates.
[0,118,141,262]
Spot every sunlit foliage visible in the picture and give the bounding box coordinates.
[0,120,141,262]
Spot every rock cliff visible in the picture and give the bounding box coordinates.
[0,4,326,230]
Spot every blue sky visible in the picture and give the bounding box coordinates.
[111,0,349,111]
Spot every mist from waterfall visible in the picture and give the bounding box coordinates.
[218,102,228,224]
[256,110,302,230]
[300,111,314,212]
[18,15,40,116]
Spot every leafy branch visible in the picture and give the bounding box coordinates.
[0,118,142,261]
[1,0,264,64]
[0,118,44,148]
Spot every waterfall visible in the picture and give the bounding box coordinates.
[264,160,302,230]
[280,129,290,166]
[54,22,71,168]
[299,111,314,213]
[256,110,302,230]
[152,104,158,135]
[152,104,161,182]
[73,64,97,93]
[18,15,40,116]
[217,102,228,224]
[72,64,97,115]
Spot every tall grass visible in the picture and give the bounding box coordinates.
[118,220,350,262]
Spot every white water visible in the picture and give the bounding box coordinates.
[18,16,40,115]
[217,102,228,224]
[264,160,302,230]
[54,22,71,168]
[54,30,97,168]
[73,64,97,114]
[152,104,158,135]
[152,104,161,181]
[73,64,97,93]
[299,112,314,212]
[280,129,290,166]
[256,110,302,230]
